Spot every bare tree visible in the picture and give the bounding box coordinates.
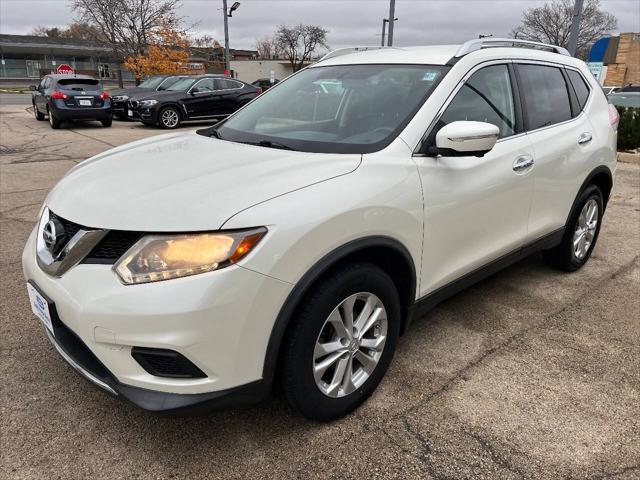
[511,0,617,59]
[255,35,282,60]
[30,22,105,41]
[275,24,329,71]
[71,0,182,85]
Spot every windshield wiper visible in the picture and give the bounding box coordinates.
[255,140,297,151]
[206,127,223,139]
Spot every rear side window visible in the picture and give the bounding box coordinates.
[566,69,591,111]
[517,64,572,130]
[437,64,516,139]
[216,79,243,90]
[57,78,101,91]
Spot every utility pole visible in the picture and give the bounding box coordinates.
[567,0,584,56]
[381,19,388,47]
[223,0,230,72]
[387,0,396,46]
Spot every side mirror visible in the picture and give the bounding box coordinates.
[29,85,37,91]
[190,88,198,95]
[430,121,499,157]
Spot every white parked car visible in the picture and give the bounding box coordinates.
[23,38,618,421]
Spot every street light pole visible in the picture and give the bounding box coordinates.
[567,0,584,56]
[387,0,396,46]
[222,0,230,72]
[381,19,388,47]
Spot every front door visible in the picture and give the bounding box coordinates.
[416,63,535,295]
[181,78,222,118]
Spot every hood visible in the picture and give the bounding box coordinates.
[45,131,361,231]
[133,89,186,102]
[109,87,154,97]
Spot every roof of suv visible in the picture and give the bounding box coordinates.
[316,39,580,68]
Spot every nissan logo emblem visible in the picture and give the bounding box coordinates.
[43,218,65,253]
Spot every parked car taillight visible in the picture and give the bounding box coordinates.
[50,91,68,100]
[100,92,110,100]
[608,104,620,129]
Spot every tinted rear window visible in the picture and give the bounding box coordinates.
[517,64,572,130]
[57,78,101,90]
[566,69,590,110]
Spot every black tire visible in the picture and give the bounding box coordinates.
[101,118,113,127]
[34,104,45,121]
[280,262,401,421]
[158,106,181,129]
[115,113,129,121]
[48,108,61,129]
[543,184,604,271]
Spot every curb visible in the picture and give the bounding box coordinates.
[618,152,640,165]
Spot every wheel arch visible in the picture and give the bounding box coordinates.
[573,165,613,216]
[161,102,186,119]
[261,235,417,387]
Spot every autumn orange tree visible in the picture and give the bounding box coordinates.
[124,25,190,83]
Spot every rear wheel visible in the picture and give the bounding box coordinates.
[543,184,604,271]
[101,118,113,127]
[48,107,61,129]
[158,106,181,129]
[34,104,45,121]
[280,263,401,421]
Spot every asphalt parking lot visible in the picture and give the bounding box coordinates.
[1,102,639,480]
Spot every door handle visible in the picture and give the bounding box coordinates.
[578,132,592,145]
[513,155,534,172]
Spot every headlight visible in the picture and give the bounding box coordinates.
[114,228,267,285]
[138,99,158,107]
[113,95,129,101]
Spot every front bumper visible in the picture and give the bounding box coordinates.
[127,102,160,123]
[22,227,292,412]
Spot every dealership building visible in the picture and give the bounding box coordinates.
[0,34,263,86]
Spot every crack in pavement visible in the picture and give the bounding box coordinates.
[362,253,640,479]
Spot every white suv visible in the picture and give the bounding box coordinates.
[23,39,618,421]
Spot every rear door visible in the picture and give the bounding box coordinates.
[416,62,536,294]
[215,78,247,115]
[515,62,597,241]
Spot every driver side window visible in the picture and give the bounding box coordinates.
[437,64,516,139]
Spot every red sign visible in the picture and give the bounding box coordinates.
[56,64,74,75]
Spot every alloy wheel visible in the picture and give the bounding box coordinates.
[313,292,387,398]
[573,199,598,260]
[161,109,179,128]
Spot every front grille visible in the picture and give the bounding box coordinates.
[49,211,88,244]
[83,230,143,264]
[48,211,141,265]
[131,348,207,378]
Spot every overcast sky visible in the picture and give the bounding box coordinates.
[0,0,638,51]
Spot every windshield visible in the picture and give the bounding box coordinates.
[57,78,101,91]
[157,76,182,90]
[166,77,197,91]
[608,94,640,108]
[214,64,448,153]
[138,76,166,89]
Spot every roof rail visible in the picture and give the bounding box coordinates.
[319,46,388,62]
[454,38,570,58]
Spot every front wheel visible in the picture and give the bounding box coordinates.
[101,118,112,127]
[280,263,401,421]
[158,106,181,129]
[543,184,604,271]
